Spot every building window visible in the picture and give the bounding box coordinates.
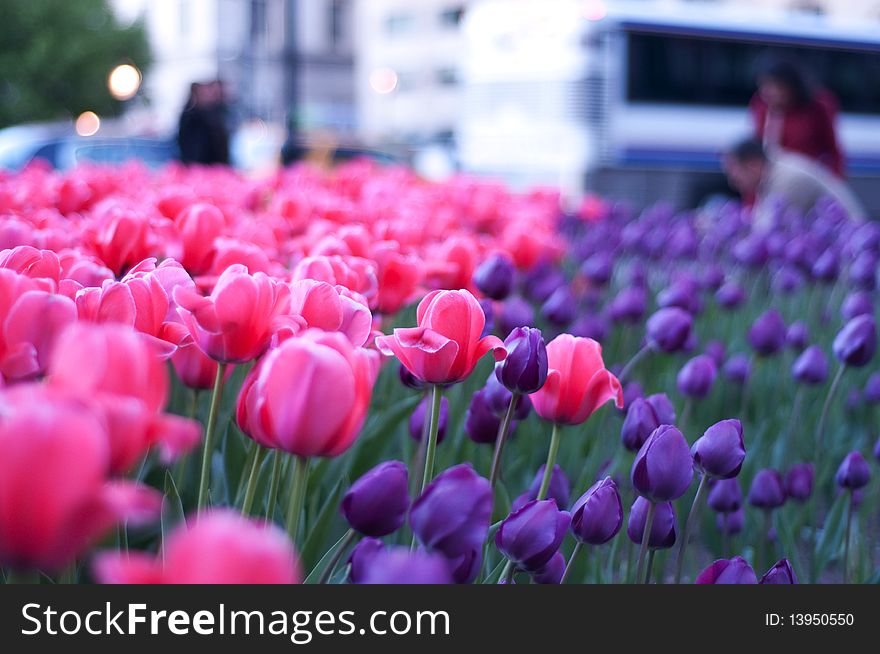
[435,67,458,86]
[439,6,465,27]
[385,12,415,35]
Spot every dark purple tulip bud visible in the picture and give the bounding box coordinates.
[707,478,743,513]
[772,266,804,295]
[784,463,814,502]
[657,280,702,315]
[748,309,786,357]
[791,345,829,385]
[570,477,623,545]
[703,340,726,368]
[715,282,745,310]
[495,326,548,395]
[341,461,410,537]
[833,315,876,367]
[626,497,677,549]
[410,464,492,557]
[676,354,717,399]
[785,321,809,351]
[646,393,676,424]
[849,251,877,290]
[716,507,744,535]
[495,499,571,573]
[464,389,511,444]
[479,298,495,338]
[609,286,647,324]
[409,395,449,444]
[621,397,661,452]
[483,373,532,420]
[357,547,453,584]
[569,312,608,342]
[722,354,751,384]
[811,249,839,282]
[632,425,694,502]
[348,537,385,583]
[521,262,566,304]
[835,451,871,490]
[702,264,725,291]
[841,290,873,321]
[473,253,515,300]
[863,373,880,404]
[748,469,786,509]
[448,545,482,584]
[692,419,745,479]
[581,252,614,286]
[760,558,798,584]
[695,557,757,584]
[512,464,571,513]
[541,286,576,327]
[733,234,769,267]
[646,307,693,353]
[497,296,535,334]
[399,362,426,391]
[621,381,645,411]
[531,551,565,584]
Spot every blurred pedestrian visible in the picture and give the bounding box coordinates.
[177,80,230,165]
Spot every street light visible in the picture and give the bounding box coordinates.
[75,111,101,137]
[107,63,141,101]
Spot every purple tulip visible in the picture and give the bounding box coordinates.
[621,397,663,452]
[410,464,492,557]
[626,497,677,549]
[541,286,576,327]
[646,307,693,353]
[609,286,647,324]
[569,312,609,342]
[863,373,880,404]
[722,354,751,384]
[632,425,694,502]
[357,547,453,584]
[465,389,511,445]
[692,419,745,479]
[841,291,873,321]
[707,478,743,513]
[409,395,449,443]
[715,282,746,310]
[748,309,786,357]
[833,315,876,367]
[511,464,571,513]
[658,279,702,315]
[521,262,566,304]
[646,393,676,424]
[702,264,725,291]
[473,253,515,300]
[835,451,871,490]
[399,363,426,391]
[849,251,877,290]
[483,373,532,420]
[531,551,566,584]
[447,545,482,584]
[341,461,410,537]
[716,507,744,535]
[791,345,828,385]
[570,477,622,545]
[772,266,804,295]
[348,537,386,583]
[811,249,839,282]
[759,558,798,584]
[748,469,786,509]
[495,327,548,395]
[495,499,571,573]
[703,340,726,368]
[621,381,645,411]
[784,463,814,502]
[497,296,535,335]
[734,234,769,267]
[581,252,614,286]
[695,557,757,584]
[676,354,718,399]
[479,298,495,338]
[785,321,809,351]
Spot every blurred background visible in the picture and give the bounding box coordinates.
[1,0,879,212]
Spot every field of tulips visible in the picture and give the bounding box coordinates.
[0,158,877,585]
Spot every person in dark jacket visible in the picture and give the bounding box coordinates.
[177,81,230,165]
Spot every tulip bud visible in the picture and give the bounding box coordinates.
[464,389,511,444]
[483,373,531,419]
[531,551,565,584]
[791,345,828,385]
[722,353,751,384]
[522,263,566,304]
[511,464,571,513]
[357,547,453,584]
[569,312,609,342]
[785,321,809,351]
[692,419,745,479]
[748,469,786,509]
[608,286,647,324]
[759,558,798,584]
[341,461,410,537]
[850,251,877,290]
[408,395,449,444]
[626,497,677,549]
[398,363,426,391]
[646,307,693,353]
[581,252,614,286]
[863,373,880,404]
[497,296,535,335]
[657,280,702,315]
[621,397,660,452]
[841,291,873,321]
[784,463,814,502]
[748,309,786,357]
[835,451,870,490]
[716,507,744,535]
[833,315,876,367]
[695,557,757,584]
[570,477,622,545]
[703,340,726,368]
[631,425,694,502]
[473,253,515,300]
[495,327,548,395]
[541,287,576,327]
[715,282,746,310]
[348,537,385,583]
[448,546,482,584]
[676,354,717,399]
[811,249,839,282]
[495,499,570,573]
[707,478,743,513]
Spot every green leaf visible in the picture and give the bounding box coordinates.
[161,470,186,558]
[812,493,848,580]
[300,478,347,570]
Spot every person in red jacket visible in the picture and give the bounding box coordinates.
[749,59,845,177]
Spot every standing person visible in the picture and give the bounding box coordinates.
[177,82,210,164]
[203,79,231,165]
[749,58,845,177]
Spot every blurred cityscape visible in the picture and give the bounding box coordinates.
[2,0,880,211]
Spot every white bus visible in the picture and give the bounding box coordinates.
[459,0,880,212]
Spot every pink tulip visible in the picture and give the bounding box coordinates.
[172,341,226,390]
[531,334,624,425]
[93,510,301,584]
[174,202,226,274]
[376,289,505,384]
[237,329,379,457]
[289,278,372,346]
[372,243,421,315]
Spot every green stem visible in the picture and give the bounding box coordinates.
[815,364,845,461]
[418,384,443,496]
[240,445,267,516]
[762,510,773,573]
[196,363,227,512]
[286,455,310,543]
[317,529,358,584]
[501,560,515,585]
[634,500,656,584]
[266,449,284,520]
[843,492,854,584]
[645,549,657,584]
[674,473,709,584]
[537,423,562,500]
[489,392,519,489]
[619,342,652,384]
[560,542,583,584]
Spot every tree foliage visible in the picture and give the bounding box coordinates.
[0,0,150,128]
